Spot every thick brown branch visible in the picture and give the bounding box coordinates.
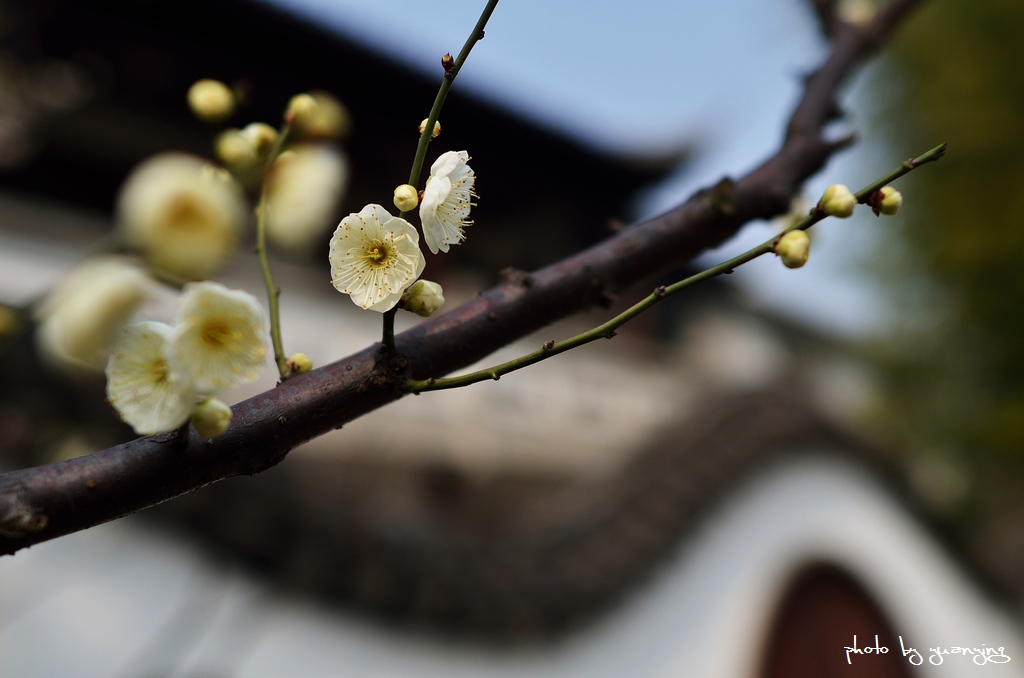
[0,0,926,556]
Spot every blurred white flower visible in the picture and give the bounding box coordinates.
[419,150,475,255]
[168,281,268,394]
[106,321,198,435]
[265,144,349,255]
[117,153,247,280]
[36,256,152,371]
[329,204,425,312]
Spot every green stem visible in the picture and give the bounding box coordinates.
[386,0,500,348]
[398,0,500,220]
[407,142,947,394]
[256,122,293,381]
[382,307,398,354]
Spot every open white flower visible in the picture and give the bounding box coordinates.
[117,153,247,280]
[419,150,475,254]
[106,321,198,435]
[36,256,153,371]
[266,144,349,255]
[329,204,425,312]
[168,281,268,394]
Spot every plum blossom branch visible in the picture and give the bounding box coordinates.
[407,143,946,393]
[0,0,927,556]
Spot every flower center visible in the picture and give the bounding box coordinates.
[353,240,394,268]
[162,194,214,233]
[152,359,169,384]
[201,321,235,347]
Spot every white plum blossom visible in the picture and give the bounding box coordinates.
[419,150,475,254]
[168,281,268,394]
[106,321,198,435]
[116,153,247,280]
[329,204,425,312]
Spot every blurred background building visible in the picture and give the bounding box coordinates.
[1,0,1023,676]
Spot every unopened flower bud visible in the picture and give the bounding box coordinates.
[872,185,903,216]
[290,91,350,140]
[215,128,256,168]
[776,230,811,269]
[820,184,856,218]
[286,93,318,125]
[191,397,232,439]
[187,79,235,123]
[418,118,441,138]
[401,280,445,317]
[393,184,419,211]
[241,122,278,161]
[838,0,876,27]
[287,352,313,375]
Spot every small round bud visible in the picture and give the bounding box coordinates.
[393,184,419,211]
[241,122,278,160]
[215,128,256,168]
[187,79,235,123]
[418,118,441,138]
[776,230,811,269]
[401,280,445,317]
[290,91,350,140]
[820,184,856,218]
[286,93,318,124]
[873,185,903,216]
[191,397,232,439]
[287,352,313,375]
[837,0,876,27]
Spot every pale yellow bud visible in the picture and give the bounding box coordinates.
[401,280,445,317]
[393,184,419,211]
[876,185,903,216]
[820,184,857,218]
[287,352,313,375]
[776,230,811,269]
[187,79,235,123]
[215,128,256,168]
[837,0,876,27]
[191,397,232,439]
[290,91,350,140]
[286,94,319,124]
[418,118,441,138]
[241,122,278,160]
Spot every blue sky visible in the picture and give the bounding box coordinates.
[263,0,896,337]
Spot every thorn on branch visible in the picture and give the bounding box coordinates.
[543,340,555,350]
[654,286,667,298]
[606,331,617,339]
[428,377,437,386]
[491,372,500,381]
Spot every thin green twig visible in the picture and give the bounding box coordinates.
[398,0,499,220]
[407,142,947,394]
[384,0,499,350]
[256,122,293,380]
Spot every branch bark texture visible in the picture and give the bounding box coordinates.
[0,0,926,555]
